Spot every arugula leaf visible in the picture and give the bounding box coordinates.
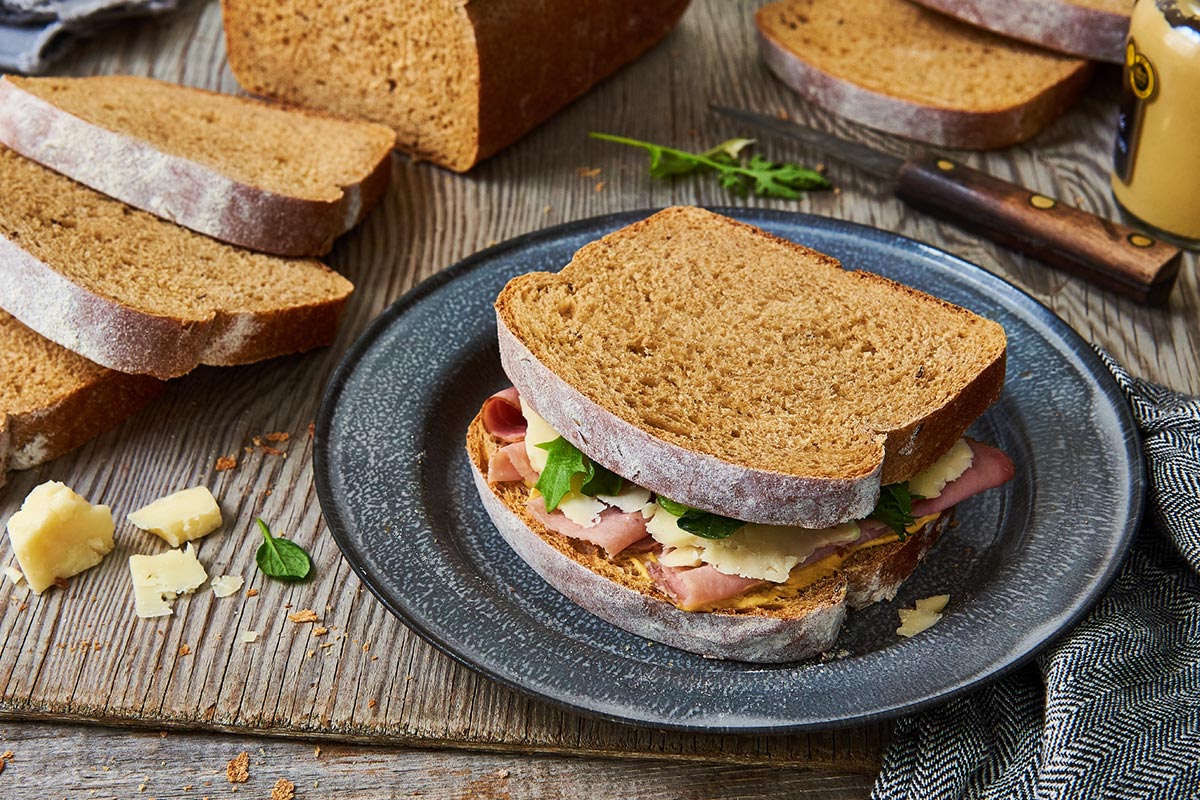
[677,510,745,540]
[255,518,312,581]
[589,132,831,199]
[655,496,690,516]
[871,483,924,540]
[535,437,592,511]
[581,461,623,497]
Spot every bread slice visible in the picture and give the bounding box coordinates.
[220,0,690,172]
[495,207,1005,528]
[755,0,1094,149]
[908,0,1129,63]
[0,311,164,488]
[0,145,354,380]
[0,75,395,256]
[467,412,951,662]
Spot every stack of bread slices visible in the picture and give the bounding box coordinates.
[0,75,397,487]
[756,0,1130,149]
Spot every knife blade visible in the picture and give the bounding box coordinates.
[711,104,1182,306]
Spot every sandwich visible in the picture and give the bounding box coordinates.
[466,206,1013,663]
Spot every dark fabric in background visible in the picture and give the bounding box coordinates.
[0,0,185,73]
[874,350,1200,800]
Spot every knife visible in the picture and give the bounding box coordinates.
[711,105,1182,306]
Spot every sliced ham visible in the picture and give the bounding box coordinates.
[527,495,650,556]
[912,440,1015,517]
[481,386,526,442]
[648,561,764,610]
[487,441,538,484]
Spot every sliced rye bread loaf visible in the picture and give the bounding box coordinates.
[467,412,951,662]
[0,75,395,256]
[908,0,1130,63]
[495,207,1006,528]
[0,145,354,380]
[220,0,691,172]
[0,311,164,488]
[755,0,1094,149]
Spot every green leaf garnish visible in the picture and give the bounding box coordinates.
[581,461,623,498]
[254,518,312,581]
[589,132,831,199]
[871,483,924,540]
[677,510,745,540]
[535,437,591,511]
[656,496,690,517]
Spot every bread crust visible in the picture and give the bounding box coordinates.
[0,77,393,257]
[495,208,1006,527]
[908,0,1129,63]
[0,230,352,379]
[467,413,952,663]
[755,10,1094,149]
[0,368,164,489]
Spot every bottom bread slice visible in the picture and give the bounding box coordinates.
[466,413,951,663]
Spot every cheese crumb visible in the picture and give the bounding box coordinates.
[127,487,223,547]
[288,609,319,623]
[897,594,951,638]
[6,481,115,594]
[4,566,24,586]
[210,575,244,598]
[128,544,208,618]
[226,752,249,783]
[240,630,260,644]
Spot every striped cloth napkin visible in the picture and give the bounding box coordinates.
[0,0,186,73]
[873,349,1200,799]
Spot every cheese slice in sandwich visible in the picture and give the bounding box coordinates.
[468,207,1013,663]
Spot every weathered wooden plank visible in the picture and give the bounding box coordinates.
[0,721,876,799]
[0,0,1195,783]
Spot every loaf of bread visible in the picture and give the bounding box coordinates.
[0,145,354,380]
[220,0,692,172]
[0,75,396,256]
[908,0,1130,63]
[0,311,164,488]
[756,0,1094,149]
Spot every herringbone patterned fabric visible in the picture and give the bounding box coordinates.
[873,352,1200,800]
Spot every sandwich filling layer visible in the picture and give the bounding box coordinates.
[480,387,1014,611]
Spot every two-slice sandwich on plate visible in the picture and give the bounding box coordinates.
[467,206,1014,663]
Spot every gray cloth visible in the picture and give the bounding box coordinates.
[0,0,186,73]
[873,349,1200,800]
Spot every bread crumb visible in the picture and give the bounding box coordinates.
[178,644,191,656]
[240,631,260,644]
[288,609,319,624]
[246,588,259,598]
[362,642,370,652]
[265,432,290,443]
[314,746,321,759]
[307,421,315,439]
[226,752,249,783]
[262,445,286,457]
[594,181,606,192]
[251,436,263,447]
[543,204,552,214]
[312,627,328,637]
[576,166,601,178]
[271,778,295,800]
[777,108,789,120]
[367,699,377,709]
[215,456,237,472]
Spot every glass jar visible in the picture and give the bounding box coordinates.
[1111,0,1200,247]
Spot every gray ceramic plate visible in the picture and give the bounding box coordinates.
[314,209,1143,733]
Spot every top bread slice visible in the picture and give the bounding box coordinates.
[908,0,1130,63]
[756,0,1094,149]
[0,75,396,256]
[221,0,690,172]
[495,207,1006,528]
[0,310,164,488]
[0,145,354,380]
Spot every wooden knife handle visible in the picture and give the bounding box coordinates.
[895,155,1182,306]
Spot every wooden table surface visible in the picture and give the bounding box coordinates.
[1,1,1196,798]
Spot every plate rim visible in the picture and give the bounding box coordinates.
[314,207,1145,733]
